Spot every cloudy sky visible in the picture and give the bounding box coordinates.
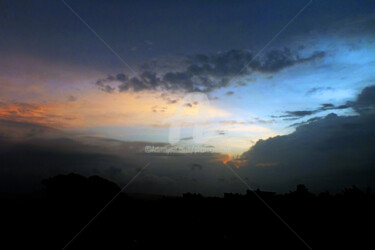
[1,0,375,195]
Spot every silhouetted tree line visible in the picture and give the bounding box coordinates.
[1,173,374,249]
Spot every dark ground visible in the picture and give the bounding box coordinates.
[1,173,374,249]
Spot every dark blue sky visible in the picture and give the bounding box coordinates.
[2,0,374,71]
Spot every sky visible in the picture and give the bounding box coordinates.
[1,0,375,195]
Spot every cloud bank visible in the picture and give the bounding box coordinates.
[240,85,375,192]
[95,48,325,94]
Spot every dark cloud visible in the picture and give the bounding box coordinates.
[225,91,234,96]
[160,93,179,104]
[95,49,325,94]
[0,119,240,196]
[188,49,254,77]
[0,119,61,139]
[167,99,178,104]
[347,85,375,114]
[255,49,325,73]
[67,95,77,102]
[95,74,117,93]
[305,87,333,96]
[285,110,316,117]
[180,136,193,141]
[240,85,375,192]
[188,49,325,76]
[240,112,375,192]
[151,105,167,113]
[289,116,323,127]
[96,71,162,93]
[275,86,375,120]
[273,103,351,119]
[251,117,275,124]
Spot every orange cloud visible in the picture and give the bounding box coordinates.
[217,153,232,164]
[217,153,247,168]
[0,89,233,131]
[0,101,81,127]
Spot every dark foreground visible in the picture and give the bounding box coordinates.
[1,173,374,249]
